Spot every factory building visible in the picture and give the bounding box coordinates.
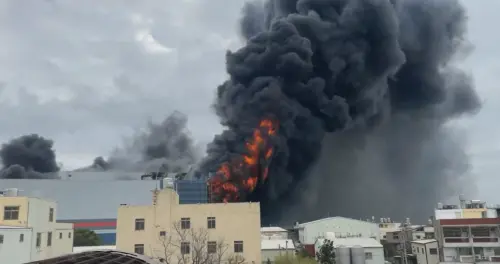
[433,195,500,263]
[296,216,381,245]
[314,233,384,264]
[0,189,73,264]
[0,171,210,245]
[115,185,261,264]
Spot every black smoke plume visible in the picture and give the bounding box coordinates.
[0,134,60,179]
[199,0,480,224]
[90,111,200,174]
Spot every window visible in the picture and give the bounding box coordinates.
[181,218,191,229]
[393,235,399,240]
[207,217,216,229]
[159,231,166,237]
[3,206,20,220]
[181,242,190,255]
[0,234,3,244]
[20,234,24,242]
[429,248,438,255]
[134,244,145,254]
[234,241,243,253]
[59,232,62,239]
[416,235,421,239]
[135,218,145,231]
[208,241,217,254]
[365,252,373,260]
[49,208,54,222]
[36,233,41,247]
[68,232,72,239]
[47,232,52,246]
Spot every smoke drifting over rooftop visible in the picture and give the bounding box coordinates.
[0,134,60,179]
[199,0,480,224]
[90,111,200,174]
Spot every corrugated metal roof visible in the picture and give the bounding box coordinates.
[297,216,377,228]
[317,238,383,248]
[261,239,295,250]
[261,227,287,232]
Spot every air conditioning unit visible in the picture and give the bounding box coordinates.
[474,255,481,260]
[460,255,474,262]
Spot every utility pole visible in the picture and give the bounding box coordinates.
[400,220,410,264]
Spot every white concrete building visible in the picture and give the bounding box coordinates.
[0,190,74,264]
[261,239,295,263]
[411,239,439,264]
[315,236,384,264]
[0,225,33,264]
[296,217,380,245]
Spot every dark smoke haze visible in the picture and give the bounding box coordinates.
[90,111,200,174]
[199,0,480,224]
[0,134,60,179]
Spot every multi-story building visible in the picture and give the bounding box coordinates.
[434,195,500,263]
[0,188,73,264]
[115,186,261,264]
[1,171,210,245]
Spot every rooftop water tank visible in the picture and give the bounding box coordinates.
[336,246,351,264]
[3,188,19,197]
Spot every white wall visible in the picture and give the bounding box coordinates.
[26,198,73,261]
[0,228,33,264]
[412,242,439,264]
[435,209,462,220]
[365,247,385,264]
[299,217,380,245]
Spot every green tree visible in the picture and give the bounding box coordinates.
[73,229,101,246]
[316,240,336,264]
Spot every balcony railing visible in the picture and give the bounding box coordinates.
[444,237,470,243]
[473,237,499,243]
[444,237,500,243]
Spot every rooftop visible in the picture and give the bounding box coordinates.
[0,225,30,229]
[261,239,295,250]
[317,238,383,248]
[25,250,161,264]
[411,239,437,245]
[296,216,377,228]
[261,227,287,232]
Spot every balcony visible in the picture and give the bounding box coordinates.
[444,237,500,246]
[441,255,500,264]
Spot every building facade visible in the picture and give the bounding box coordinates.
[411,239,439,264]
[434,196,500,263]
[0,190,73,264]
[116,187,261,264]
[1,173,210,245]
[314,236,384,264]
[296,216,380,245]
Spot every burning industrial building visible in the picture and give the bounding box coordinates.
[199,0,480,224]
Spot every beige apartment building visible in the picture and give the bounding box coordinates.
[116,187,261,264]
[0,188,74,264]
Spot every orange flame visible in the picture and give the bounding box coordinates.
[209,119,278,202]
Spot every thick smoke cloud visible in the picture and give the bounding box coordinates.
[0,134,60,179]
[90,111,200,174]
[199,0,479,224]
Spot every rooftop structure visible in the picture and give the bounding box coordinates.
[25,250,162,264]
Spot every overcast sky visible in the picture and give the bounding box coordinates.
[0,1,498,201]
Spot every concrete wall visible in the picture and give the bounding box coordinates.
[0,195,73,262]
[116,188,261,264]
[0,196,29,227]
[412,242,438,264]
[365,247,385,264]
[298,217,380,245]
[0,227,33,264]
